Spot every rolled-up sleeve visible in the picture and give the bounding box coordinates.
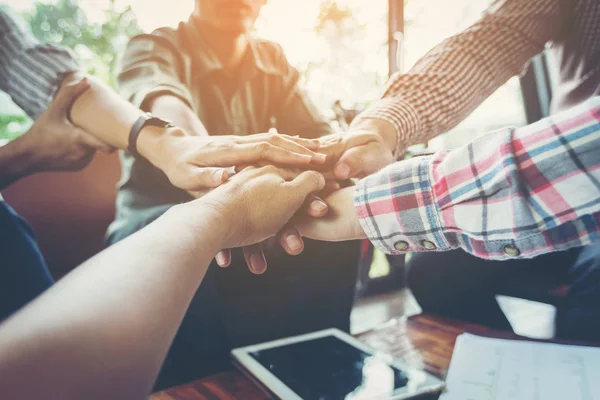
[0,9,79,119]
[118,32,193,110]
[355,97,600,260]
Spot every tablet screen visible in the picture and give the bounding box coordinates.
[250,335,409,399]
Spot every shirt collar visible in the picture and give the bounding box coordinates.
[183,18,281,80]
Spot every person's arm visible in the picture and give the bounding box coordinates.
[294,97,600,260]
[0,10,325,191]
[0,79,112,190]
[326,0,568,181]
[0,166,325,400]
[111,33,327,190]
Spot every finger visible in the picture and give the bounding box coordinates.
[239,132,321,151]
[287,170,326,198]
[238,133,324,160]
[336,141,392,180]
[54,76,91,114]
[334,146,365,180]
[215,249,231,268]
[242,244,267,275]
[252,165,304,181]
[277,225,305,256]
[304,193,328,217]
[182,167,230,191]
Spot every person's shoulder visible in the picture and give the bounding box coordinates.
[251,37,294,74]
[126,24,185,51]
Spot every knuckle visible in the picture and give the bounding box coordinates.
[257,142,272,153]
[306,171,325,187]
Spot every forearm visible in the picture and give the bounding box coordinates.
[355,97,600,260]
[69,73,144,150]
[147,94,208,136]
[0,203,226,400]
[353,0,563,156]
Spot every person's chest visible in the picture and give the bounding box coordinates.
[188,72,277,137]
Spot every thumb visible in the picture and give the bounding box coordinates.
[289,170,326,200]
[53,76,91,115]
[334,146,365,180]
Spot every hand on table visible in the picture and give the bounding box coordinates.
[20,77,114,173]
[194,165,326,274]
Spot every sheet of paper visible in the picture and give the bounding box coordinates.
[440,333,600,400]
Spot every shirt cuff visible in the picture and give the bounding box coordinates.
[354,156,453,255]
[351,97,421,159]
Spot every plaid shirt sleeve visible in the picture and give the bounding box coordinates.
[352,0,566,158]
[0,9,79,119]
[355,97,600,260]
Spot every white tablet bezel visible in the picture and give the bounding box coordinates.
[231,328,445,400]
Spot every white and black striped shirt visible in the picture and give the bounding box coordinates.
[0,8,78,119]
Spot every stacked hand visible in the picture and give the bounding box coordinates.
[185,165,327,274]
[211,118,398,273]
[142,130,328,196]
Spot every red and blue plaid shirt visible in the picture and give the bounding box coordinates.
[355,97,600,259]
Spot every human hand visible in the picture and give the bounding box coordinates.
[193,165,326,274]
[140,130,327,193]
[317,118,397,181]
[21,77,114,172]
[283,186,366,249]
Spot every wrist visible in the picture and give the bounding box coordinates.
[137,125,185,169]
[7,128,45,176]
[351,117,398,156]
[167,200,233,254]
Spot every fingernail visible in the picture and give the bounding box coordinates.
[311,153,327,163]
[213,170,226,184]
[336,163,351,179]
[285,234,303,252]
[216,252,227,267]
[249,253,265,274]
[310,200,327,213]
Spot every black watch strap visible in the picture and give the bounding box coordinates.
[128,113,174,159]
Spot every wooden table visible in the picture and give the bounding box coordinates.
[150,314,494,400]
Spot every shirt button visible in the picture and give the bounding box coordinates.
[504,245,521,257]
[421,240,436,250]
[394,241,409,251]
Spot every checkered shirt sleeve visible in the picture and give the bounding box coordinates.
[355,97,600,260]
[352,0,566,158]
[0,9,79,119]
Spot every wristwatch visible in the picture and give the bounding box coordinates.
[128,113,175,159]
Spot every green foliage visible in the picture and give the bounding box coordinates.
[0,0,142,140]
[0,114,32,142]
[25,0,141,88]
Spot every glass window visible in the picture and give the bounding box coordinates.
[403,0,527,151]
[255,0,389,128]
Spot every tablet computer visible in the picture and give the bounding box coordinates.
[231,328,445,400]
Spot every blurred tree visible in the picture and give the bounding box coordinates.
[306,0,387,120]
[0,0,141,140]
[27,0,141,88]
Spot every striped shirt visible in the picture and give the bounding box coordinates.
[355,97,600,260]
[0,8,78,119]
